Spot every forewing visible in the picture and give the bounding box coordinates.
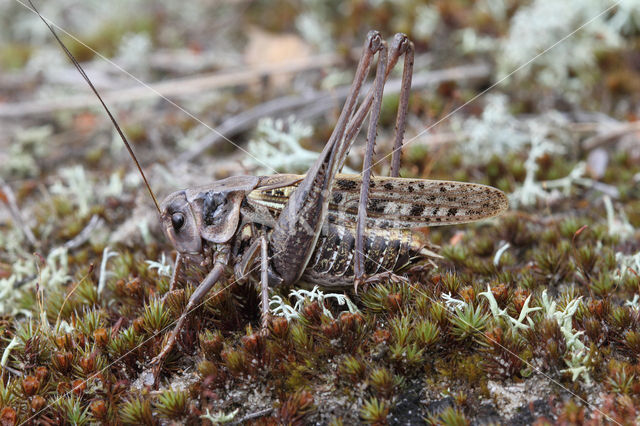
[247,173,508,229]
[247,174,302,219]
[328,174,508,229]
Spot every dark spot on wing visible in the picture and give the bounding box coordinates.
[332,192,343,204]
[447,208,458,217]
[384,183,394,190]
[336,179,357,190]
[368,199,386,214]
[410,205,424,216]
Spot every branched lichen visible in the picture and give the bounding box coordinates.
[480,285,541,330]
[200,407,239,424]
[270,285,359,321]
[50,166,96,217]
[604,195,635,240]
[540,290,591,385]
[614,250,640,280]
[244,117,316,174]
[145,253,173,278]
[497,0,640,92]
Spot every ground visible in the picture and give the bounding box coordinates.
[1,1,640,425]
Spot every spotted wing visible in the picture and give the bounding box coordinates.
[248,173,508,229]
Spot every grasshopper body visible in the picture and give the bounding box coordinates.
[162,171,506,292]
[32,6,507,383]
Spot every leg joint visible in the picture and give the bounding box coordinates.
[366,30,384,53]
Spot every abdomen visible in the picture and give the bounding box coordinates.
[301,224,431,288]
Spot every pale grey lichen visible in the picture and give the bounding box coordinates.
[146,253,173,278]
[457,95,574,170]
[296,13,334,53]
[319,69,353,91]
[480,285,541,330]
[412,5,441,40]
[508,121,581,208]
[98,247,119,296]
[269,295,300,321]
[137,219,153,246]
[244,117,316,174]
[50,166,96,217]
[613,250,640,281]
[497,0,636,92]
[0,337,19,368]
[625,294,640,311]
[270,285,359,321]
[114,32,152,75]
[541,290,591,385]
[200,408,239,424]
[603,195,635,240]
[457,94,531,163]
[3,125,53,179]
[39,246,72,289]
[562,351,592,384]
[493,242,511,267]
[441,292,467,312]
[454,0,640,101]
[0,247,70,316]
[0,226,28,260]
[459,27,499,54]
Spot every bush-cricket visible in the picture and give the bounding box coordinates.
[31,1,508,383]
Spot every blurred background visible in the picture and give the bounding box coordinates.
[1,0,639,193]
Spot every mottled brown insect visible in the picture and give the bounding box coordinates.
[34,1,507,382]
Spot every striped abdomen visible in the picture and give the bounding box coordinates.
[301,223,431,288]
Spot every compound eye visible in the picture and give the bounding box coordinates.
[171,212,185,231]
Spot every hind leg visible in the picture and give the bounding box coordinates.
[354,34,415,285]
[269,31,387,285]
[389,35,414,177]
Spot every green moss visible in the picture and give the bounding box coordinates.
[360,397,389,425]
[155,388,189,419]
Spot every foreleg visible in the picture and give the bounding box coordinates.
[168,253,182,292]
[259,234,270,329]
[234,234,271,329]
[151,248,229,382]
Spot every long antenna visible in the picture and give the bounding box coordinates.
[28,0,162,215]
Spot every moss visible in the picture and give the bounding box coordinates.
[360,397,389,425]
